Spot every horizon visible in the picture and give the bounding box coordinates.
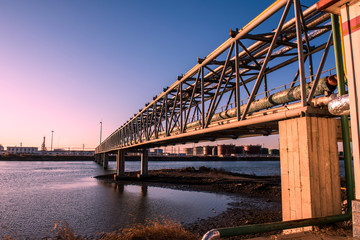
[1,0,322,150]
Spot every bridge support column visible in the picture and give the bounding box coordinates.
[279,117,341,233]
[94,154,99,164]
[138,149,148,178]
[116,150,125,177]
[102,153,108,169]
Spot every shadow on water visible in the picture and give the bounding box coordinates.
[98,181,152,224]
[113,182,148,197]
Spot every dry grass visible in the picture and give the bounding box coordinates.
[53,221,82,240]
[52,218,200,240]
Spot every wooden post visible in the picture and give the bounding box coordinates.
[279,117,341,232]
[116,149,125,177]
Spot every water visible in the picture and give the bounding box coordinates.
[107,159,345,177]
[0,159,346,238]
[0,160,274,239]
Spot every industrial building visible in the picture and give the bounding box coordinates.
[7,146,39,155]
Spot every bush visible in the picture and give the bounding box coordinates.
[52,219,199,240]
[96,218,199,240]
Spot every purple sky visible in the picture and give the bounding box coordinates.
[0,0,324,150]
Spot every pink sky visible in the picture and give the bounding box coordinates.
[1,0,324,150]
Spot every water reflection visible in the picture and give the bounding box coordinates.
[113,182,148,196]
[115,183,124,193]
[141,184,148,196]
[0,161,274,238]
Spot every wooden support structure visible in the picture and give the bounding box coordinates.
[116,150,125,177]
[279,117,341,232]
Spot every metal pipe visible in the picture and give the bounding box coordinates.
[201,12,355,240]
[186,76,335,130]
[328,94,350,115]
[331,13,355,204]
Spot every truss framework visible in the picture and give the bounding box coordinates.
[96,0,335,154]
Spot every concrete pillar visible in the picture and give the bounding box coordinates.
[140,149,148,177]
[116,149,125,177]
[96,154,101,164]
[102,153,108,169]
[279,117,341,232]
[97,154,102,165]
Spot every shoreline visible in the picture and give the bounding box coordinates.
[95,167,351,239]
[95,167,283,239]
[0,155,280,162]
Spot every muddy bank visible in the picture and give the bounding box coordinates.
[95,167,350,239]
[96,167,283,238]
[95,167,281,201]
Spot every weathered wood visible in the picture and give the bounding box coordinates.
[279,117,341,233]
[298,117,311,219]
[329,118,342,214]
[335,119,352,141]
[279,120,290,221]
[309,117,321,218]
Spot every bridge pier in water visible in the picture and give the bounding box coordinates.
[139,149,149,178]
[94,154,100,164]
[279,116,341,232]
[102,153,109,169]
[116,150,125,177]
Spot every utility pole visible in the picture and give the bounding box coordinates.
[51,131,54,151]
[100,121,103,144]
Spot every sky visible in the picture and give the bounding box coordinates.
[0,0,327,150]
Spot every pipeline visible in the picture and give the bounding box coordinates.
[186,75,336,130]
[328,94,350,115]
[202,97,354,239]
[202,14,354,240]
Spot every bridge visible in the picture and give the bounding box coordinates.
[94,0,359,238]
[96,0,335,153]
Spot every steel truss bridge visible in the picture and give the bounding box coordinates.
[96,0,338,154]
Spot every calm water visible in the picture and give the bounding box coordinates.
[107,160,345,177]
[108,160,282,176]
[0,160,280,239]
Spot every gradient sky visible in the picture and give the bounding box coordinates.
[0,0,326,150]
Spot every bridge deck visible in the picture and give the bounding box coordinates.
[96,0,336,154]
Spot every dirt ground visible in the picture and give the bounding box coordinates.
[95,167,352,239]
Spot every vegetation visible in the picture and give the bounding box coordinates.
[94,219,199,240]
[2,219,200,240]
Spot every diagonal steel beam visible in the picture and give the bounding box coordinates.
[205,42,235,127]
[241,0,292,120]
[306,31,333,104]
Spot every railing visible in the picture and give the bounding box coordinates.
[96,0,334,154]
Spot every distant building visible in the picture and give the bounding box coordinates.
[0,145,4,155]
[269,149,280,156]
[217,144,236,157]
[154,149,163,155]
[244,145,262,155]
[261,148,269,155]
[185,148,193,156]
[46,149,94,156]
[235,146,244,155]
[7,146,39,155]
[203,146,213,156]
[193,146,203,156]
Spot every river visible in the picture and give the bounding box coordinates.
[0,160,344,238]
